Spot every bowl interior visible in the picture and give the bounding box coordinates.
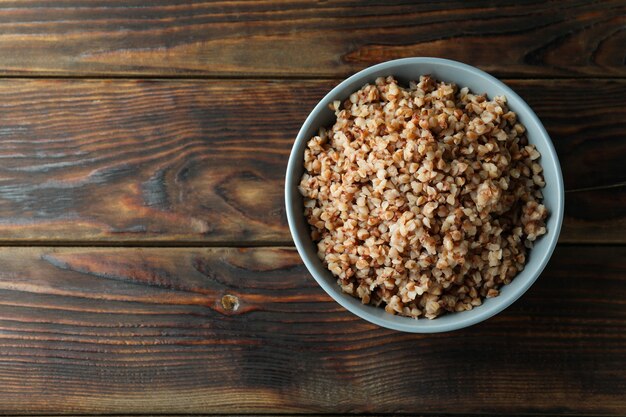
[285,58,564,333]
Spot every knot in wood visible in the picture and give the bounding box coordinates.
[221,294,240,311]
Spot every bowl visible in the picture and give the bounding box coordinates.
[285,57,564,333]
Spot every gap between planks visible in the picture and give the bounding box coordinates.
[0,75,624,81]
[0,241,619,248]
[0,413,618,417]
[0,240,294,248]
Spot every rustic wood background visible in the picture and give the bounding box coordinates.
[0,1,624,415]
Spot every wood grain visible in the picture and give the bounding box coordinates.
[565,185,626,244]
[0,245,623,414]
[0,78,623,244]
[0,1,623,77]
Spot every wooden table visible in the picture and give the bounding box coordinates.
[0,1,624,415]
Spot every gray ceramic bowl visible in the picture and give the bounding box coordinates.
[285,58,564,333]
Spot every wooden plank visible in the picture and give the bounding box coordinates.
[0,245,623,414]
[0,79,623,244]
[0,1,623,77]
[564,185,626,244]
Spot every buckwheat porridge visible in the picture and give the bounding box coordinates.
[298,75,548,319]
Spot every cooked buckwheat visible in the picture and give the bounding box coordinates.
[299,75,548,319]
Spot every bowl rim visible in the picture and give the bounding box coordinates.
[285,57,564,333]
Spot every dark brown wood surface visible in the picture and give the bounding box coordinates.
[0,79,623,244]
[0,1,624,78]
[0,245,624,414]
[0,1,624,416]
